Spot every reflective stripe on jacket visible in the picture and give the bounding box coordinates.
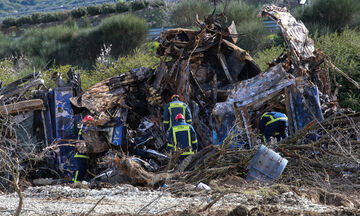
[167,121,197,155]
[259,112,288,134]
[163,99,192,131]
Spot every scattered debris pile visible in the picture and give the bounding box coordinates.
[0,5,359,195]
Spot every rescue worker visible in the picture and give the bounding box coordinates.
[163,94,192,132]
[258,112,288,144]
[167,113,198,160]
[72,115,92,183]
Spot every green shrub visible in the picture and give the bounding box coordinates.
[150,0,165,8]
[42,13,59,23]
[116,1,130,13]
[2,17,17,28]
[89,46,160,86]
[254,45,286,71]
[87,5,102,16]
[223,1,258,25]
[31,13,44,24]
[0,33,13,57]
[71,7,87,18]
[16,16,32,26]
[131,0,150,11]
[313,28,360,111]
[101,3,116,14]
[236,20,271,54]
[99,14,148,55]
[169,0,211,27]
[299,0,360,32]
[57,11,71,21]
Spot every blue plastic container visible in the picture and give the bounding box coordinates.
[246,145,288,183]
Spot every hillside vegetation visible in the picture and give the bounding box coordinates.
[0,0,117,18]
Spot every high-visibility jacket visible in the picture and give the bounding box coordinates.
[167,121,198,156]
[259,112,288,143]
[163,99,192,131]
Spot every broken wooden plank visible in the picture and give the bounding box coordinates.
[0,99,44,116]
[217,53,234,83]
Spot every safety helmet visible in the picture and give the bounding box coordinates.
[175,113,184,122]
[171,94,180,100]
[84,115,94,122]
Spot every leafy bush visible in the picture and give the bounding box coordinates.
[131,0,150,11]
[86,5,102,16]
[236,20,271,54]
[254,45,286,71]
[101,3,116,14]
[42,13,59,23]
[298,0,360,32]
[169,0,211,27]
[71,7,87,18]
[31,13,44,24]
[313,28,360,111]
[99,14,148,56]
[150,0,165,8]
[2,17,17,28]
[116,1,130,13]
[89,45,160,87]
[56,11,71,21]
[16,16,32,26]
[224,1,258,25]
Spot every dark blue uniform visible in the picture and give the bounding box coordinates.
[259,112,288,144]
[163,99,192,131]
[167,120,198,159]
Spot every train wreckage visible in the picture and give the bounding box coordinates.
[1,6,359,189]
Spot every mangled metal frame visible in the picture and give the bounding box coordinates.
[227,5,360,142]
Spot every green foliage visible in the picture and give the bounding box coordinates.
[42,64,77,89]
[313,28,360,111]
[86,5,102,16]
[115,1,130,13]
[16,15,32,26]
[101,2,116,14]
[215,1,271,54]
[0,59,18,85]
[236,20,271,54]
[31,13,44,24]
[71,6,87,18]
[131,0,149,11]
[3,14,147,68]
[88,45,160,87]
[254,45,286,71]
[2,17,17,28]
[150,0,165,8]
[169,0,211,27]
[224,1,257,25]
[100,14,148,56]
[0,32,14,57]
[298,0,360,32]
[43,12,58,23]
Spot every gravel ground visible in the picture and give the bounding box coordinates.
[0,183,359,215]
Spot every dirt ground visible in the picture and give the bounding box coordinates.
[0,176,359,216]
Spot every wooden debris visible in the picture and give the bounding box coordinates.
[0,99,44,116]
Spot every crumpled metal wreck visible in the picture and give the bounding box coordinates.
[71,5,359,154]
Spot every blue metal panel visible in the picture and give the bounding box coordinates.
[246,145,288,183]
[53,86,75,139]
[52,87,77,176]
[111,118,123,146]
[294,85,323,130]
